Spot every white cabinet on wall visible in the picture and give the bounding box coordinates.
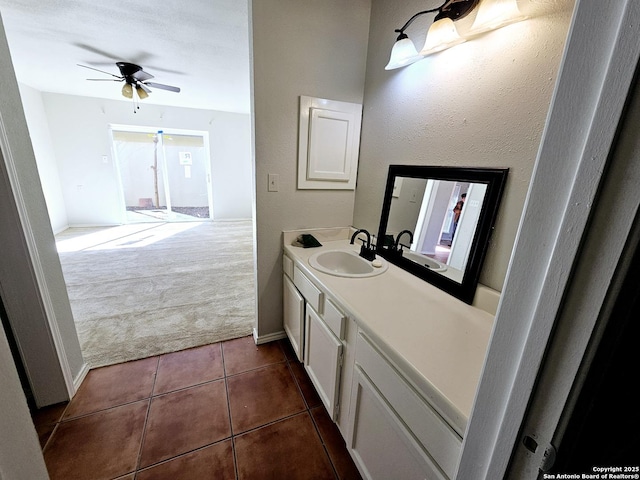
[297,95,362,190]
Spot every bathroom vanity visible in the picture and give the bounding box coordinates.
[282,227,496,480]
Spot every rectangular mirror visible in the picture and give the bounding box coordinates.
[376,165,508,304]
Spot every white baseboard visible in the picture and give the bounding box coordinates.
[72,362,90,396]
[252,328,287,345]
[52,224,70,235]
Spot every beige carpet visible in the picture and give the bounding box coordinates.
[56,220,255,368]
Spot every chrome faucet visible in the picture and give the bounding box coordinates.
[394,230,413,251]
[350,229,376,261]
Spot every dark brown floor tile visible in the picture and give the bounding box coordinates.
[33,401,69,449]
[279,337,298,361]
[222,335,285,375]
[114,475,135,480]
[312,407,362,480]
[31,401,68,427]
[35,422,57,448]
[154,343,224,395]
[43,400,148,480]
[137,440,235,480]
[63,357,157,419]
[227,362,306,434]
[289,360,323,408]
[235,412,335,480]
[140,380,231,468]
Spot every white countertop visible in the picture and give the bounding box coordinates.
[283,228,495,436]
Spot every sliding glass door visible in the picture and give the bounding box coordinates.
[111,127,212,223]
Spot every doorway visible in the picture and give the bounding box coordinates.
[413,179,481,268]
[110,126,213,224]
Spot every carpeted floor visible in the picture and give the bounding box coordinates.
[55,220,255,368]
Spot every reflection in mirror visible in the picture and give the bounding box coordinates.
[377,166,508,304]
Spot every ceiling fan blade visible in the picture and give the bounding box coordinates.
[86,78,123,82]
[136,82,152,93]
[145,82,181,93]
[77,64,122,79]
[132,69,154,82]
[74,43,120,61]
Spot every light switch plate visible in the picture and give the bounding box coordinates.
[268,174,279,192]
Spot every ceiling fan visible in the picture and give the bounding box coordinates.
[78,62,181,109]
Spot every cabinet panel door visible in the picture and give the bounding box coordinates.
[348,367,447,480]
[356,333,461,477]
[304,306,342,420]
[283,275,304,362]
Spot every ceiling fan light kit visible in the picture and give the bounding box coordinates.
[78,62,181,112]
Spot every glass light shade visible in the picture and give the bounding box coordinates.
[419,18,466,56]
[121,83,133,99]
[385,37,424,70]
[468,0,527,35]
[136,87,149,100]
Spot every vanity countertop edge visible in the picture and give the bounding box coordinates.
[283,227,496,436]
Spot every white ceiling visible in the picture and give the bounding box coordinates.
[0,0,251,113]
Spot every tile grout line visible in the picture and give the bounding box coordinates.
[221,342,240,480]
[56,397,152,424]
[132,355,160,478]
[40,401,72,453]
[309,410,341,480]
[282,340,341,479]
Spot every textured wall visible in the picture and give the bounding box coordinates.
[353,0,576,292]
[251,0,371,337]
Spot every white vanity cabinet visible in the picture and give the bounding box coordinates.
[283,254,305,361]
[304,298,345,420]
[283,275,304,361]
[347,332,462,480]
[282,235,485,480]
[282,256,347,421]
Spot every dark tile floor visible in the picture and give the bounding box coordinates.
[33,336,362,480]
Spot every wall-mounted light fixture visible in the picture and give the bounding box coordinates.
[385,0,526,70]
[467,0,527,35]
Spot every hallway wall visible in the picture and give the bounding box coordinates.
[251,0,371,339]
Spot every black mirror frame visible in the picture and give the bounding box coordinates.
[376,165,508,304]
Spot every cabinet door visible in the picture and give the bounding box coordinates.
[304,306,343,420]
[283,275,304,362]
[347,367,447,480]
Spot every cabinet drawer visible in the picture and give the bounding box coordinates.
[283,254,294,280]
[293,266,323,313]
[323,298,345,340]
[356,333,462,479]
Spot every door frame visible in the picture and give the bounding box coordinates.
[456,1,640,478]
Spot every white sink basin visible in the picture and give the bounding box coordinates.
[402,250,447,272]
[309,249,388,278]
